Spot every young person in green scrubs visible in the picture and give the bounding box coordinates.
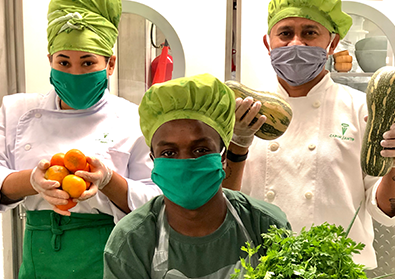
[0,0,161,278]
[103,73,291,278]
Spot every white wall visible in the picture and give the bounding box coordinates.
[23,0,52,94]
[240,0,277,92]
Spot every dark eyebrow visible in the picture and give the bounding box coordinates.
[276,25,293,33]
[155,137,215,147]
[80,54,97,59]
[301,24,320,31]
[56,54,70,59]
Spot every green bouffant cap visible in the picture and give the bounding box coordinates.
[268,0,353,39]
[47,0,122,57]
[139,74,236,148]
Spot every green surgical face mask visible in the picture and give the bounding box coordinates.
[50,68,108,110]
[151,153,226,210]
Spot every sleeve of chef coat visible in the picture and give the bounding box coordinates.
[124,136,162,213]
[0,167,25,212]
[0,95,31,212]
[365,176,395,227]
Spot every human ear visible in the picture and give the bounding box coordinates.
[47,54,52,66]
[263,34,271,55]
[107,55,117,76]
[327,34,340,56]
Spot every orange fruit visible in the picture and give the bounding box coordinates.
[85,180,91,190]
[62,174,86,198]
[50,153,65,166]
[55,198,77,211]
[84,163,90,172]
[83,163,91,189]
[44,165,70,185]
[64,149,87,173]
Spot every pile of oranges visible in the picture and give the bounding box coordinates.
[44,149,91,211]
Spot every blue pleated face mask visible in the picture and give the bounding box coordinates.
[270,45,328,87]
[151,153,226,210]
[50,67,108,109]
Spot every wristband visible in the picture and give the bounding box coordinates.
[226,150,249,163]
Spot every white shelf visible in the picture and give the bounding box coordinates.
[330,72,374,78]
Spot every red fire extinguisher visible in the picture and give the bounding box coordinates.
[151,39,173,85]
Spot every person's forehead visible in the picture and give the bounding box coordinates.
[152,119,221,144]
[272,17,328,32]
[52,50,101,59]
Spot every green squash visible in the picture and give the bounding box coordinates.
[361,66,395,176]
[225,80,293,141]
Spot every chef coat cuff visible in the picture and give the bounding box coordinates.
[0,167,25,212]
[367,179,395,227]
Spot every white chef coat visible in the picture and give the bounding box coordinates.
[0,89,162,223]
[241,73,395,269]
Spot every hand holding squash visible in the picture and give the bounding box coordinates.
[225,80,293,145]
[232,97,267,148]
[380,123,395,161]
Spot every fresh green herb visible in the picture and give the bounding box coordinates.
[231,222,368,279]
[231,202,395,279]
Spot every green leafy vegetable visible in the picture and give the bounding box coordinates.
[232,203,395,278]
[232,223,367,279]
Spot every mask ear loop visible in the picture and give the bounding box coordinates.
[220,147,226,157]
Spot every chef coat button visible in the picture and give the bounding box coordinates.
[308,144,316,151]
[313,101,321,108]
[305,191,313,199]
[34,113,42,118]
[269,142,279,152]
[24,144,31,151]
[266,190,276,200]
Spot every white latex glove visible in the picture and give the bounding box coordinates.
[74,156,113,201]
[380,123,395,166]
[232,97,267,148]
[30,159,70,214]
[363,116,395,166]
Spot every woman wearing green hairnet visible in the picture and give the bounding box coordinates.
[103,73,291,278]
[0,0,161,278]
[223,0,395,270]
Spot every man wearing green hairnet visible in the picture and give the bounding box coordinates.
[0,0,161,278]
[103,73,291,278]
[223,0,395,270]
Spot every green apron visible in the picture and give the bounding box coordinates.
[18,210,115,279]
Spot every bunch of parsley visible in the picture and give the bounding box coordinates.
[232,205,394,279]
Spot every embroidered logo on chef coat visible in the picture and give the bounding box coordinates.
[95,133,114,144]
[329,123,355,141]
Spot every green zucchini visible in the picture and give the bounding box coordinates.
[225,80,293,140]
[361,66,395,176]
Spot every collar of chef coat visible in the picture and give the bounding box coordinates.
[277,72,334,99]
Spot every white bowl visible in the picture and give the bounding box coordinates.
[355,36,387,51]
[355,50,387,72]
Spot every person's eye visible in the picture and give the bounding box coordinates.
[160,150,176,158]
[59,61,69,67]
[194,148,210,156]
[82,61,94,67]
[305,30,319,37]
[279,31,292,37]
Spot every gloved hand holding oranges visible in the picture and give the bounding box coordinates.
[31,149,113,216]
